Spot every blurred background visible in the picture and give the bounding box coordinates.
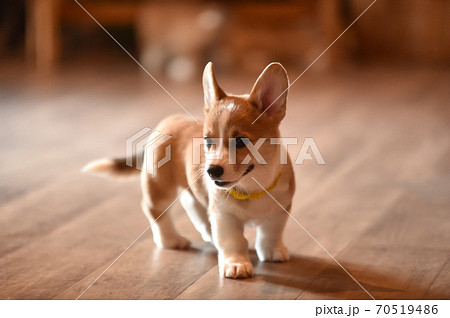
[1,0,449,78]
[1,0,450,300]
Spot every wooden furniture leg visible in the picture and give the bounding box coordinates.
[26,0,61,72]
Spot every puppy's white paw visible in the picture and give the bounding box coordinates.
[256,245,290,262]
[155,235,191,250]
[220,258,253,279]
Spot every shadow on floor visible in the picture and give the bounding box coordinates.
[249,253,437,299]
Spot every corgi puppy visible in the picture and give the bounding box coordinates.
[83,62,295,279]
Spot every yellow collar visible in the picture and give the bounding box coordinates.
[225,173,282,200]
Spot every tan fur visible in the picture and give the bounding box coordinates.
[84,62,295,279]
[82,158,140,179]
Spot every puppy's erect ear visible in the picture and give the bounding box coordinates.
[248,63,289,122]
[203,62,226,112]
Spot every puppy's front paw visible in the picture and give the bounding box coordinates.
[220,258,253,279]
[154,234,191,250]
[256,245,290,262]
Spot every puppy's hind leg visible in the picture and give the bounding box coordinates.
[141,173,190,250]
[180,191,212,243]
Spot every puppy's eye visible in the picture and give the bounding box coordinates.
[204,137,213,149]
[234,137,249,149]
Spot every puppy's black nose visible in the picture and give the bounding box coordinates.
[207,165,224,179]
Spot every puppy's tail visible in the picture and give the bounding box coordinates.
[82,156,141,180]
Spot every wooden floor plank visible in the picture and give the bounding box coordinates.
[298,190,450,300]
[423,258,450,300]
[1,65,449,299]
[0,190,142,299]
[57,239,218,300]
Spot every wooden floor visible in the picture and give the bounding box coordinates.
[0,61,449,299]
